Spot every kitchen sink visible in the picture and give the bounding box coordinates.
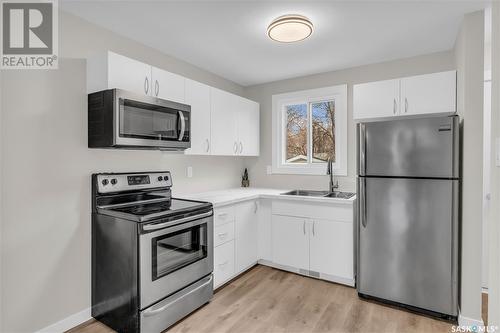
[323,191,356,199]
[281,190,330,197]
[281,190,355,199]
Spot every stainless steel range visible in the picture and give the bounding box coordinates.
[91,171,213,333]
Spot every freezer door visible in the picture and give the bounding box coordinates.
[357,177,458,316]
[358,116,459,178]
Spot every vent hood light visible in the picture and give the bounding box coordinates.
[267,14,314,43]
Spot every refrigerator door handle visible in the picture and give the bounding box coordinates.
[360,178,367,228]
[359,124,366,176]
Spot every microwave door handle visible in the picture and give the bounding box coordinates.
[178,111,186,141]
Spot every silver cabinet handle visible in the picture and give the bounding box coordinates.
[205,139,210,153]
[178,111,186,141]
[155,80,159,97]
[233,142,238,154]
[144,77,149,95]
[217,232,228,239]
[312,221,315,236]
[254,201,258,213]
[143,275,213,317]
[239,142,243,154]
[303,220,306,235]
[405,97,408,113]
[217,212,228,217]
[393,98,397,114]
[218,260,229,267]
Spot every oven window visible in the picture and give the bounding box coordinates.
[119,99,189,142]
[151,223,207,280]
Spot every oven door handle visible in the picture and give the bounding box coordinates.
[142,211,212,231]
[142,275,213,317]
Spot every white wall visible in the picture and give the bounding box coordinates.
[243,51,456,192]
[454,10,485,324]
[0,11,250,333]
[488,2,500,327]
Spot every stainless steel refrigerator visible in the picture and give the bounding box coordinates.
[356,115,459,319]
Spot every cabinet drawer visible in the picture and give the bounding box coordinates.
[214,206,235,226]
[214,240,235,288]
[214,222,235,247]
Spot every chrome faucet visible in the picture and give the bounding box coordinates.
[326,157,339,193]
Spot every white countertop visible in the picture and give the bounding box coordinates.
[176,187,356,208]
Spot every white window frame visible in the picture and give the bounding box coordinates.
[272,84,348,176]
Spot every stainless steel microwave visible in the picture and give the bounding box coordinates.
[88,89,191,150]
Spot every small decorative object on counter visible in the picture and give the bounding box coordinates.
[242,168,250,187]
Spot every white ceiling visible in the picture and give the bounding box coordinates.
[61,1,488,86]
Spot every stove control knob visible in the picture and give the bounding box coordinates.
[164,175,169,181]
[110,179,117,185]
[101,179,109,186]
[158,176,163,181]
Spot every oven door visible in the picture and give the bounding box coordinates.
[139,212,213,309]
[114,90,191,149]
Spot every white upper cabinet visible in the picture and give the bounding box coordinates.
[234,200,258,273]
[353,70,456,121]
[87,51,152,95]
[185,79,211,155]
[353,78,400,120]
[151,66,185,103]
[210,88,239,156]
[237,98,260,156]
[87,51,260,156]
[400,71,456,116]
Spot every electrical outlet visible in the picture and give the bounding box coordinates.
[187,166,193,178]
[266,165,272,175]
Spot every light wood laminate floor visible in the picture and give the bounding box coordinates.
[68,265,455,333]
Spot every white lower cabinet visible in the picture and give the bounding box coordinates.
[270,200,355,286]
[234,200,258,273]
[212,200,258,289]
[214,240,235,287]
[309,219,353,280]
[213,198,355,289]
[271,215,309,271]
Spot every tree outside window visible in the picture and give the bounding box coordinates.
[285,100,335,165]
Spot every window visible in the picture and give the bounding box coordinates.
[272,85,347,175]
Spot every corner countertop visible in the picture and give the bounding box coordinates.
[176,187,356,208]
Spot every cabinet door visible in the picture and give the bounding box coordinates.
[309,219,353,280]
[400,70,456,116]
[271,215,309,271]
[235,201,258,273]
[353,79,400,120]
[185,79,211,155]
[210,88,238,155]
[237,98,260,156]
[257,199,272,262]
[151,66,185,103]
[107,52,152,96]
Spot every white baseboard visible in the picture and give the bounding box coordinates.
[458,313,485,328]
[36,308,91,333]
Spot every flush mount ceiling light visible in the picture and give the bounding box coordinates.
[267,14,314,43]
